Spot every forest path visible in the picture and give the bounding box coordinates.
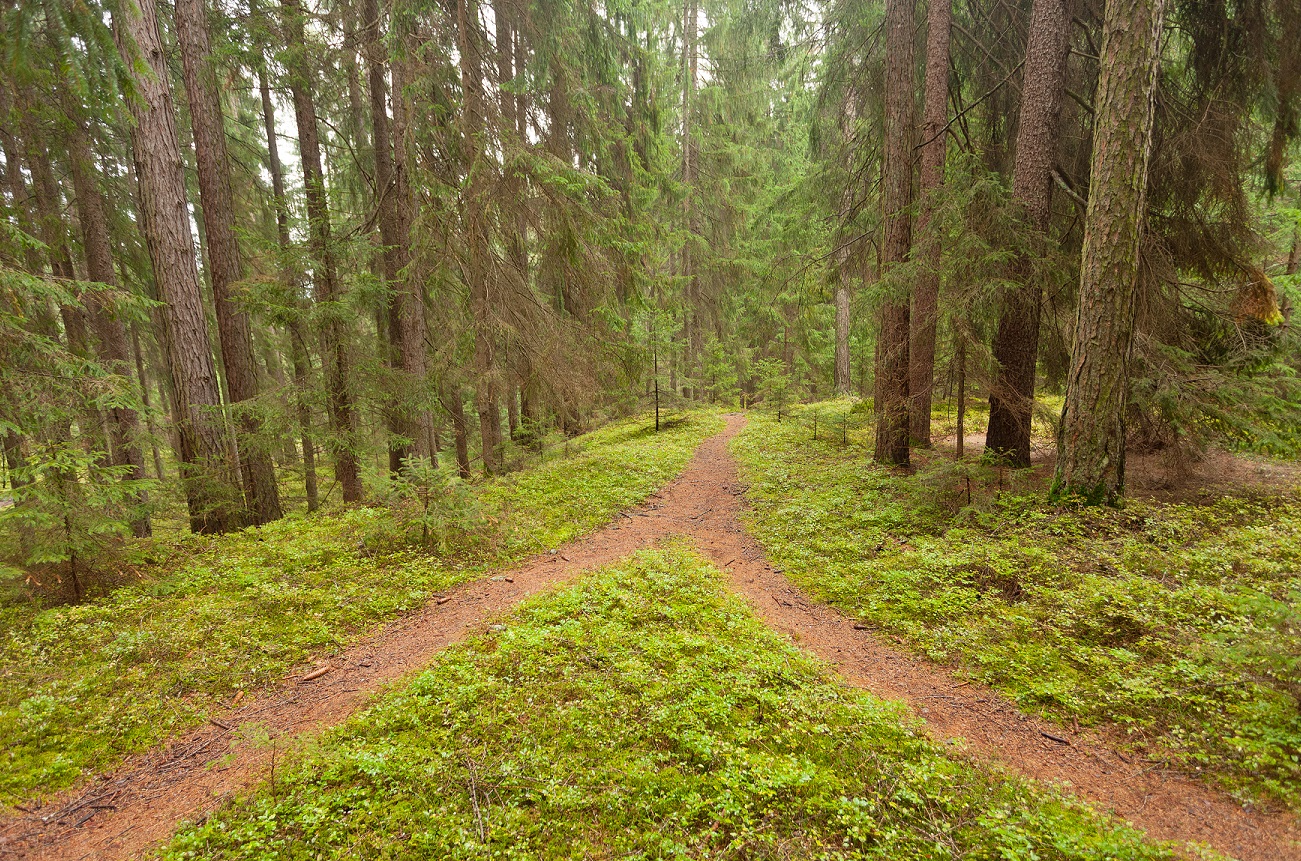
[673,416,1299,861]
[0,419,741,861]
[2,413,1296,860]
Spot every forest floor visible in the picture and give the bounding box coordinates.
[1,412,1298,860]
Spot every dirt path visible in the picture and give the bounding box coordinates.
[3,413,1297,860]
[670,417,1301,861]
[0,422,742,861]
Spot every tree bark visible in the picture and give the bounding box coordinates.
[175,0,283,524]
[834,264,852,395]
[129,322,167,481]
[283,0,364,502]
[23,106,102,463]
[363,0,430,474]
[955,331,966,459]
[984,0,1071,467]
[0,107,44,275]
[1287,223,1299,275]
[362,0,411,475]
[874,0,915,467]
[682,0,700,380]
[259,68,320,511]
[908,0,952,446]
[65,108,152,536]
[1053,0,1167,504]
[114,0,243,533]
[442,384,472,479]
[457,0,503,475]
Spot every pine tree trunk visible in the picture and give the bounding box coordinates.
[955,331,966,458]
[682,0,700,382]
[342,5,369,155]
[442,384,472,479]
[506,389,519,438]
[389,34,433,462]
[458,0,503,474]
[129,322,167,481]
[22,107,103,459]
[176,0,283,524]
[363,0,413,475]
[985,0,1071,467]
[0,114,30,485]
[834,269,851,395]
[0,109,44,275]
[288,321,320,511]
[874,0,915,467]
[908,0,952,446]
[113,0,243,533]
[1053,0,1167,504]
[259,71,293,252]
[65,109,152,537]
[283,0,364,502]
[258,68,318,510]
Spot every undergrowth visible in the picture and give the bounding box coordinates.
[162,547,1174,861]
[0,411,722,807]
[732,404,1301,811]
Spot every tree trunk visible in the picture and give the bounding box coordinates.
[458,0,503,475]
[129,322,167,481]
[506,382,520,435]
[175,0,283,524]
[955,331,966,459]
[288,321,321,511]
[0,108,44,275]
[682,0,700,381]
[1053,0,1167,504]
[387,13,433,467]
[908,0,952,446]
[260,76,319,509]
[1287,223,1299,275]
[113,0,243,533]
[874,0,915,467]
[442,384,472,479]
[258,67,318,511]
[22,106,103,459]
[985,0,1071,467]
[259,71,293,252]
[65,108,152,537]
[834,253,852,395]
[283,0,364,502]
[363,0,413,475]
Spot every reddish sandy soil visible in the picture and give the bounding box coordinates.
[1,414,1296,860]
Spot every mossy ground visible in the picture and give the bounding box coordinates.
[732,401,1301,810]
[162,546,1174,861]
[0,411,722,806]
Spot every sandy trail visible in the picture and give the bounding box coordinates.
[3,413,1296,860]
[672,417,1300,861]
[0,427,726,861]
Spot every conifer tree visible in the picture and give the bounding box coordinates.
[113,0,244,532]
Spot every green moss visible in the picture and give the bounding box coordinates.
[0,411,723,807]
[733,406,1301,810]
[162,547,1174,861]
